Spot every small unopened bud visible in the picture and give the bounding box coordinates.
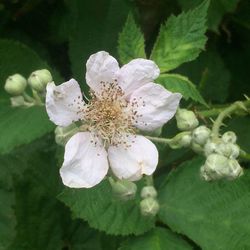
[55,124,79,146]
[4,74,27,95]
[176,109,199,131]
[140,197,159,216]
[28,69,52,92]
[227,159,243,180]
[168,132,192,149]
[204,139,221,156]
[110,179,137,201]
[191,142,203,154]
[222,131,237,144]
[200,153,243,181]
[217,143,240,159]
[141,186,157,199]
[192,126,211,146]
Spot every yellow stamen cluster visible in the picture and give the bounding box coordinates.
[83,81,137,147]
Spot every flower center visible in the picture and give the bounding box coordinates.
[84,81,136,147]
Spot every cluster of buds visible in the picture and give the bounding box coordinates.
[140,186,159,216]
[175,109,243,181]
[4,69,52,107]
[201,131,243,181]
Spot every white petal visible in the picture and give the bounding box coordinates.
[108,135,158,181]
[46,79,84,127]
[86,51,120,93]
[60,132,108,188]
[130,83,182,131]
[117,59,160,96]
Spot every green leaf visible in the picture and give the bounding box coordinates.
[178,0,239,32]
[176,48,231,103]
[158,157,250,250]
[59,180,155,236]
[150,0,209,72]
[68,0,130,92]
[0,39,62,100]
[0,105,54,154]
[0,189,16,250]
[157,73,207,106]
[119,227,192,250]
[118,13,146,65]
[8,139,64,250]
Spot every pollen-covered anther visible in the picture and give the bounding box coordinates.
[84,81,138,147]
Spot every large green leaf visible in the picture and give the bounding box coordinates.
[0,189,16,250]
[178,0,239,32]
[158,157,250,250]
[0,105,54,154]
[157,73,207,106]
[59,180,155,236]
[119,227,192,250]
[175,48,231,103]
[150,0,209,72]
[68,0,130,92]
[8,139,64,250]
[118,13,146,65]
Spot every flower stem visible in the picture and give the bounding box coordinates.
[146,136,171,145]
[240,150,250,162]
[211,100,250,138]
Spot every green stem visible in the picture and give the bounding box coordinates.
[22,92,35,103]
[198,99,250,118]
[145,176,153,186]
[211,100,250,138]
[240,150,250,162]
[32,90,44,106]
[146,136,171,145]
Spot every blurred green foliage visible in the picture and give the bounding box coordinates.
[0,0,249,249]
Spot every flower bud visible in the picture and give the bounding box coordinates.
[55,124,79,146]
[192,126,211,146]
[217,143,240,159]
[204,139,221,156]
[191,142,203,154]
[109,179,137,201]
[140,197,159,216]
[227,159,243,180]
[28,69,52,92]
[4,74,27,95]
[222,131,237,144]
[176,109,199,131]
[168,132,192,149]
[200,153,229,181]
[141,186,157,199]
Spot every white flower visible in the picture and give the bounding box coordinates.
[46,51,182,188]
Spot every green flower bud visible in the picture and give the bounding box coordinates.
[109,179,137,201]
[4,74,27,95]
[140,197,159,217]
[55,124,79,146]
[192,126,211,146]
[204,138,222,157]
[191,141,204,154]
[227,159,243,180]
[200,153,243,181]
[168,132,192,149]
[28,69,52,92]
[141,186,157,199]
[217,143,240,159]
[176,109,199,131]
[222,131,237,144]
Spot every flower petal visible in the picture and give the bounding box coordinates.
[60,132,108,188]
[46,79,84,127]
[117,59,160,96]
[86,51,120,93]
[108,135,158,181]
[130,83,182,131]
